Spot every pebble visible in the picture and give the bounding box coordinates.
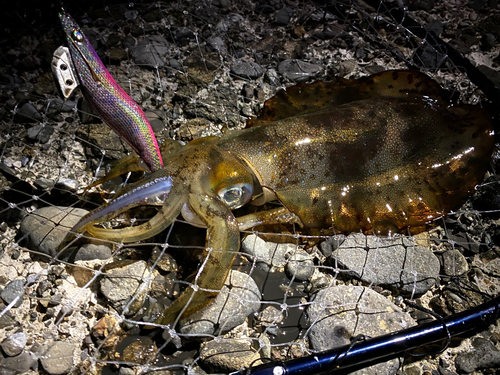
[278,59,323,82]
[241,233,292,272]
[441,248,469,276]
[0,351,37,374]
[1,279,25,308]
[455,337,500,373]
[34,178,56,190]
[179,270,261,335]
[74,243,112,261]
[230,60,264,79]
[46,98,77,114]
[27,124,54,144]
[199,338,262,372]
[14,102,42,123]
[275,7,292,25]
[19,206,88,257]
[40,341,76,375]
[206,36,226,53]
[100,260,150,316]
[330,233,440,295]
[132,35,170,68]
[285,249,315,281]
[307,285,415,375]
[54,177,80,192]
[1,332,27,356]
[121,337,157,365]
[0,302,17,329]
[319,235,346,257]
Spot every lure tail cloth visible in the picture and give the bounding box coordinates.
[53,9,163,172]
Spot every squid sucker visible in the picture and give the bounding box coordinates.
[54,13,494,326]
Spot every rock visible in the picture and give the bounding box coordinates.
[0,302,17,329]
[74,243,112,261]
[0,351,37,374]
[121,337,157,364]
[27,124,54,144]
[54,178,80,192]
[206,36,226,53]
[132,35,170,68]
[1,332,27,356]
[330,233,440,295]
[285,249,315,281]
[275,7,292,25]
[278,59,323,82]
[179,270,261,335]
[19,206,88,258]
[241,234,292,272]
[40,341,76,375]
[14,102,42,123]
[441,248,468,276]
[199,338,262,372]
[1,279,25,308]
[100,260,150,316]
[319,235,345,257]
[455,337,500,373]
[307,285,415,375]
[230,60,264,79]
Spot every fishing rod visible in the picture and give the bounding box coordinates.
[232,296,500,375]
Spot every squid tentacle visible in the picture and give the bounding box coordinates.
[154,192,240,326]
[59,175,175,247]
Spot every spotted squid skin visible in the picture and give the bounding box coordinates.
[59,10,163,172]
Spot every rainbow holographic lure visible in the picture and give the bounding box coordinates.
[52,9,163,172]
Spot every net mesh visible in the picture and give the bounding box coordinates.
[1,1,499,374]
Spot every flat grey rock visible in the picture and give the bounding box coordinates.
[331,233,440,295]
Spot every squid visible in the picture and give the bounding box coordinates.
[55,10,494,326]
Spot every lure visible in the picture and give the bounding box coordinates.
[54,9,163,172]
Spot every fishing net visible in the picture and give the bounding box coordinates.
[1,0,500,374]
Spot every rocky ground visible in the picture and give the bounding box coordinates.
[2,0,500,374]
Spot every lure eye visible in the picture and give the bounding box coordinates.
[218,183,253,210]
[73,29,83,42]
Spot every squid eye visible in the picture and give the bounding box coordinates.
[73,29,83,42]
[218,183,253,209]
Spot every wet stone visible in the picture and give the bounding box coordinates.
[40,341,75,375]
[455,337,500,373]
[199,338,262,372]
[100,260,149,316]
[285,249,315,281]
[307,285,415,375]
[1,332,27,356]
[278,59,323,82]
[179,270,261,335]
[1,279,25,308]
[19,206,88,258]
[241,233,291,272]
[121,337,157,365]
[331,233,440,295]
[230,60,264,79]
